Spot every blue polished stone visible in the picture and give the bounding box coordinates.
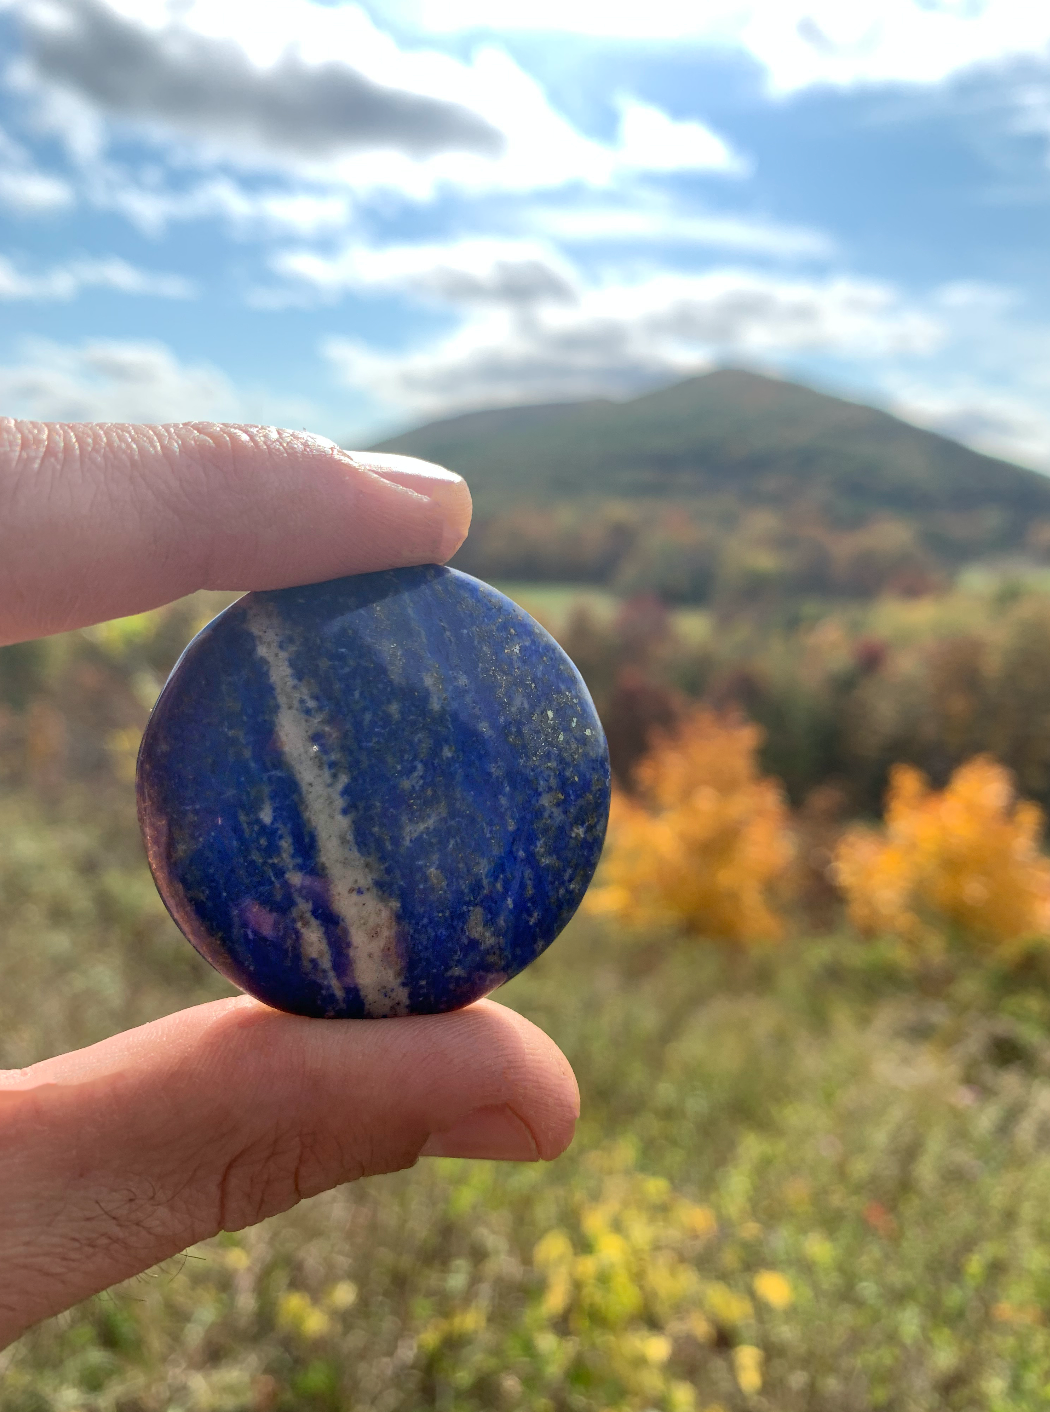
[136,566,610,1018]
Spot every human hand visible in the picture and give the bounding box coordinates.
[0,420,579,1348]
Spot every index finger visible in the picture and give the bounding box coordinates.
[0,420,472,646]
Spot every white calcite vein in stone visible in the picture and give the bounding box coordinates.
[247,600,410,1017]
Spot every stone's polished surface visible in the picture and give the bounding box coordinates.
[137,566,611,1018]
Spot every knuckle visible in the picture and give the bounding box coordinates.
[212,1122,364,1232]
[214,1126,305,1232]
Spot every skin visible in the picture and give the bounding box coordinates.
[0,419,580,1349]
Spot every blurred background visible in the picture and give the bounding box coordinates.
[6,2,1050,1408]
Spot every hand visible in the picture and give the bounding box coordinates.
[0,420,579,1348]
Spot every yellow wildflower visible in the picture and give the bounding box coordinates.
[753,1270,793,1310]
[732,1344,764,1395]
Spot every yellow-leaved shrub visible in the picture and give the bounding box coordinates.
[834,755,1050,957]
[587,709,792,943]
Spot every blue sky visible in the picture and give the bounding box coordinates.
[1,0,1049,468]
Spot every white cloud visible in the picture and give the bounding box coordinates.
[262,237,579,308]
[0,337,239,421]
[393,0,1050,92]
[0,334,327,427]
[740,2,1050,95]
[528,202,835,260]
[83,167,359,239]
[259,210,840,326]
[875,285,1050,470]
[0,166,72,212]
[0,123,73,212]
[0,253,195,299]
[615,99,746,175]
[1012,80,1050,148]
[11,0,746,204]
[384,0,752,40]
[932,280,1020,314]
[17,0,504,162]
[324,268,943,416]
[261,220,832,318]
[891,381,1050,472]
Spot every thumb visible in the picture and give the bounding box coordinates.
[0,996,578,1346]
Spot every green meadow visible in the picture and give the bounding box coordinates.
[6,593,1050,1409]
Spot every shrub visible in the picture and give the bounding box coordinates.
[834,756,1050,959]
[989,598,1050,805]
[587,710,792,943]
[559,595,687,783]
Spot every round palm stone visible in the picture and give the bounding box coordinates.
[137,566,611,1018]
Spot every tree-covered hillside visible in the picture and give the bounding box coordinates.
[371,371,1050,604]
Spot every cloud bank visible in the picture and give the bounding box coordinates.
[396,0,1050,92]
[0,254,194,300]
[10,0,747,210]
[18,0,505,161]
[0,123,73,212]
[0,338,238,422]
[324,268,942,415]
[265,238,579,308]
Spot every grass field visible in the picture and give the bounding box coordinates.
[490,584,622,633]
[8,586,1050,1409]
[5,776,1050,1409]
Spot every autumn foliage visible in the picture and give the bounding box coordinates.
[589,699,1050,958]
[587,709,793,944]
[834,756,1050,957]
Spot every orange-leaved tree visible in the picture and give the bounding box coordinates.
[834,756,1050,958]
[586,709,792,944]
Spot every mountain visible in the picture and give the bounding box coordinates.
[369,370,1050,603]
[372,369,1050,526]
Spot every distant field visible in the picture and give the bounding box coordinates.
[490,581,620,629]
[957,560,1050,596]
[492,581,712,644]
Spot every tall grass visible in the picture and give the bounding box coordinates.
[6,776,1050,1407]
[7,594,1050,1407]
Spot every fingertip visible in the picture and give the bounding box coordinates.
[347,451,472,563]
[420,1103,541,1161]
[452,1000,579,1161]
[436,478,473,561]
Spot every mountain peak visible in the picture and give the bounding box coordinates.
[372,370,1046,525]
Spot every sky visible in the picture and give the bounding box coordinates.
[1,0,1050,468]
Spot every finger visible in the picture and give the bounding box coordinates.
[0,996,578,1345]
[0,421,472,645]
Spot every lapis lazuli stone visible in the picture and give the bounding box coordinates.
[136,566,611,1019]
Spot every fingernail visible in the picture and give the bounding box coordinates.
[349,452,472,562]
[421,1104,540,1161]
